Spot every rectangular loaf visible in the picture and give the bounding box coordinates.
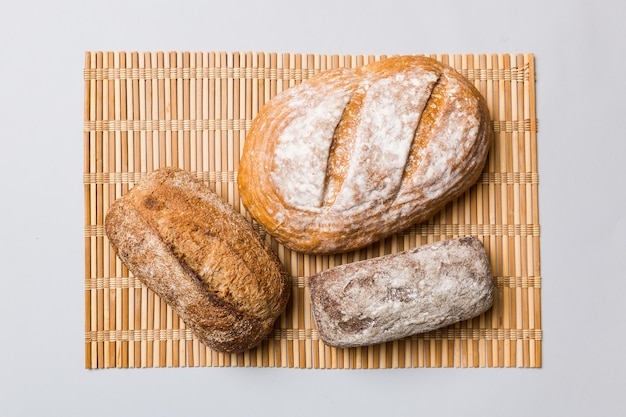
[309,237,494,348]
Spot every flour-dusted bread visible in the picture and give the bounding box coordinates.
[105,168,290,353]
[309,237,494,348]
[238,55,491,254]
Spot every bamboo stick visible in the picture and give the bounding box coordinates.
[147,52,156,173]
[226,51,235,209]
[168,52,177,169]
[103,51,113,368]
[517,53,532,368]
[487,53,499,367]
[156,52,165,168]
[527,54,542,367]
[477,53,488,366]
[95,51,105,369]
[100,52,110,369]
[129,52,142,368]
[183,52,191,172]
[138,53,148,177]
[510,59,521,367]
[510,54,524,367]
[84,51,94,368]
[232,52,241,212]
[471,52,484,368]
[502,54,514,366]
[522,53,537,368]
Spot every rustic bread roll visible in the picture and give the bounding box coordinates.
[104,168,290,353]
[238,55,491,254]
[309,237,494,348]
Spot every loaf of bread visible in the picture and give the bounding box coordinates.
[238,55,491,254]
[104,168,290,353]
[309,237,494,348]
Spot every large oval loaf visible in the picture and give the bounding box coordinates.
[105,168,290,353]
[238,55,491,254]
[309,237,494,348]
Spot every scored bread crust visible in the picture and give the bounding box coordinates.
[238,55,491,254]
[105,168,290,353]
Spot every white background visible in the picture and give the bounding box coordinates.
[1,0,625,415]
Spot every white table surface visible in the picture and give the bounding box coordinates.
[1,0,625,415]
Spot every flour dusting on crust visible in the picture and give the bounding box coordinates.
[238,55,491,254]
[272,71,355,210]
[332,68,439,212]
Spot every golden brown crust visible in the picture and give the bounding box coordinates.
[238,55,491,254]
[105,168,290,353]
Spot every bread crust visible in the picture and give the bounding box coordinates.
[105,168,290,353]
[238,55,491,254]
[309,237,494,348]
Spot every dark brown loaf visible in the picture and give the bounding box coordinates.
[104,168,290,353]
[309,237,494,348]
[238,55,491,254]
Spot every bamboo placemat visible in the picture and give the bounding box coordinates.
[84,51,541,369]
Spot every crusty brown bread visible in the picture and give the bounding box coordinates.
[104,167,290,353]
[309,237,494,348]
[238,55,491,254]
